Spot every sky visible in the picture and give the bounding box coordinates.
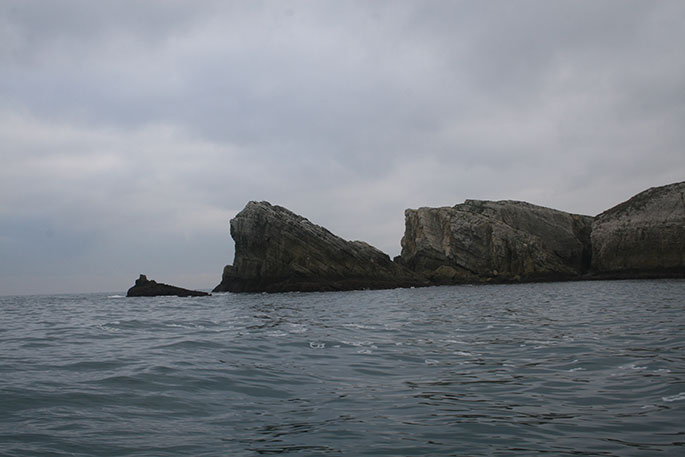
[1,0,684,295]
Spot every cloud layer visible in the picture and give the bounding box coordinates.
[2,1,684,294]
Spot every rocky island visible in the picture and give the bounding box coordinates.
[213,202,427,293]
[214,181,684,293]
[127,274,210,297]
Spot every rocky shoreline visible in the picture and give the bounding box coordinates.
[213,181,685,293]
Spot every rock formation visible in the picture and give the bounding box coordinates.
[591,181,685,277]
[213,182,684,293]
[213,201,427,293]
[127,274,210,297]
[398,200,593,283]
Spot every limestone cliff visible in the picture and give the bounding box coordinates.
[213,201,426,293]
[214,183,684,293]
[591,181,685,277]
[398,200,593,283]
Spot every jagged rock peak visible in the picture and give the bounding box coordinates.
[213,201,426,293]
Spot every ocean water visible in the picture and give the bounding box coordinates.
[1,280,684,456]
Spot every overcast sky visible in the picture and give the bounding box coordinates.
[1,0,684,295]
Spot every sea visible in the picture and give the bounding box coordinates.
[1,279,683,456]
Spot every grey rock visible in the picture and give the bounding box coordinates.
[213,201,426,293]
[591,181,685,277]
[213,183,684,292]
[127,274,210,297]
[398,200,593,283]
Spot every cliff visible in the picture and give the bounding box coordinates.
[213,182,684,293]
[127,274,210,297]
[398,200,593,283]
[591,181,685,277]
[213,201,426,293]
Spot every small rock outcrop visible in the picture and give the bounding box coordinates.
[591,181,685,277]
[398,200,593,283]
[213,201,426,293]
[127,274,210,297]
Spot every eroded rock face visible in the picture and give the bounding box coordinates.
[213,183,684,292]
[591,181,685,276]
[213,201,426,293]
[398,200,593,283]
[127,274,210,297]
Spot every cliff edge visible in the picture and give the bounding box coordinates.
[591,181,685,277]
[398,200,593,283]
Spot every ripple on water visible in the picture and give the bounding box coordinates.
[0,280,684,456]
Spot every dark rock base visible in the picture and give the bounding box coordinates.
[127,274,210,297]
[215,275,426,293]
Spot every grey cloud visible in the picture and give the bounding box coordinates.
[1,1,684,294]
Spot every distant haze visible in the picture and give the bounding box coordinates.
[1,1,684,295]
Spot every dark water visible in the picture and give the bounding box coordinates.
[1,280,684,456]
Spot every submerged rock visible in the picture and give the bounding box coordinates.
[398,200,593,283]
[127,274,210,297]
[591,181,685,277]
[213,201,426,293]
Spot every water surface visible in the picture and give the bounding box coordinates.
[1,280,684,456]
